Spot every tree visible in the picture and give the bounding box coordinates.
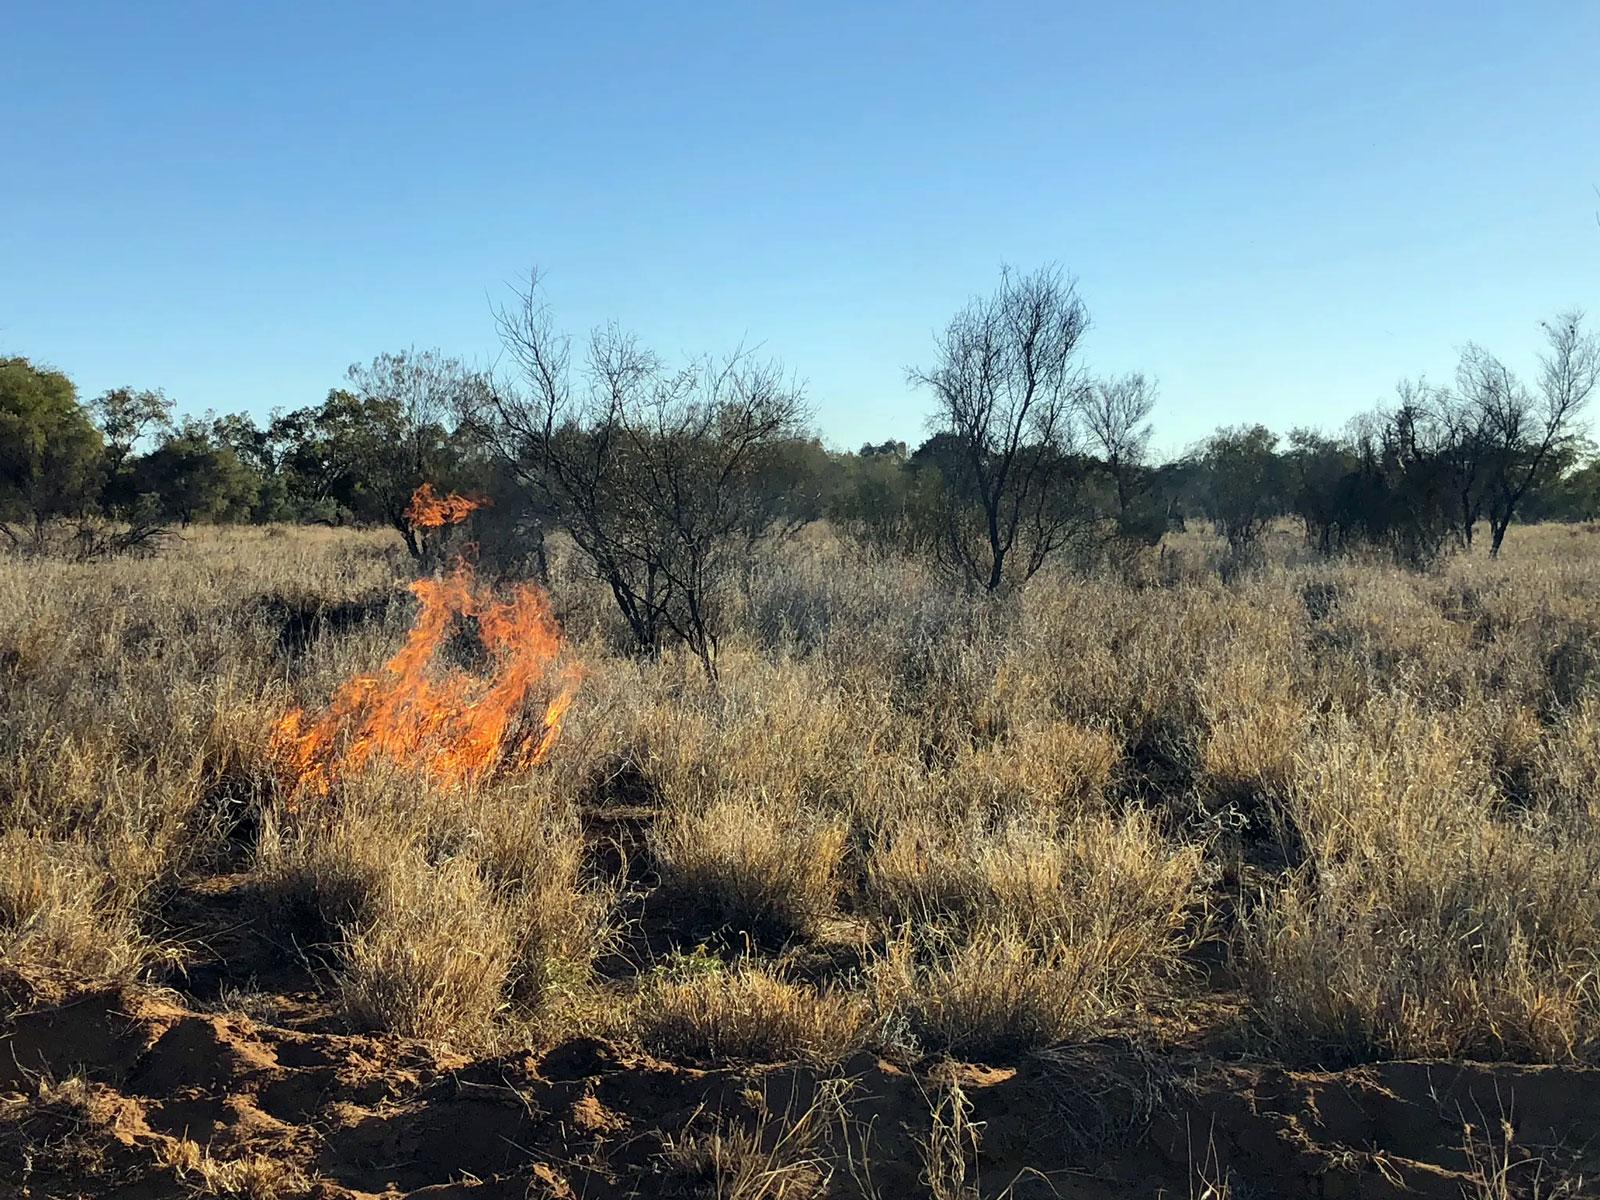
[859,439,908,459]
[1195,425,1286,559]
[908,265,1092,590]
[466,273,808,678]
[1521,447,1600,522]
[1459,313,1599,556]
[91,387,173,474]
[134,420,258,526]
[91,386,176,515]
[1346,396,1459,566]
[206,411,288,521]
[1422,371,1492,550]
[269,353,483,553]
[1284,427,1357,556]
[265,396,358,523]
[342,350,484,555]
[830,442,942,553]
[1083,372,1156,517]
[0,356,103,546]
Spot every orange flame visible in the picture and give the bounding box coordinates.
[271,560,580,798]
[403,483,490,529]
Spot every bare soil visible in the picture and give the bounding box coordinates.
[5,965,1597,1198]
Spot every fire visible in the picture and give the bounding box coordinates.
[272,560,579,799]
[403,483,489,529]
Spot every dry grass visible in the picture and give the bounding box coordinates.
[335,851,519,1046]
[659,1082,849,1200]
[0,832,154,987]
[254,769,610,1048]
[6,519,1600,1079]
[650,797,848,945]
[158,1137,314,1199]
[917,1076,981,1200]
[635,958,867,1066]
[865,808,1205,948]
[868,927,1155,1060]
[1239,696,1600,1063]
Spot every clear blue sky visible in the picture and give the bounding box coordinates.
[4,2,1597,455]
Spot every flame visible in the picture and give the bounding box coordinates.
[271,560,580,798]
[403,483,490,529]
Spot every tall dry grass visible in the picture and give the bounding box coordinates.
[4,520,1600,1071]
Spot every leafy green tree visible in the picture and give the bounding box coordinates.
[0,356,104,545]
[270,352,482,552]
[1521,448,1600,522]
[205,411,298,522]
[1195,424,1287,557]
[343,350,484,554]
[133,421,258,526]
[1284,427,1358,555]
[91,387,173,473]
[829,444,940,551]
[859,439,908,459]
[264,399,351,522]
[90,386,174,514]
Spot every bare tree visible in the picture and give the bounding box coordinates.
[1084,372,1156,517]
[1457,313,1598,557]
[908,265,1092,590]
[466,273,809,679]
[1417,372,1491,550]
[1367,386,1460,565]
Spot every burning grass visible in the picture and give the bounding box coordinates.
[269,561,581,798]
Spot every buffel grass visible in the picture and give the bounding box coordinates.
[5,520,1600,1078]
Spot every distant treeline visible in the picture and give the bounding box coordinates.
[5,266,1597,593]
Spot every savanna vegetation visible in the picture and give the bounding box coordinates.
[3,269,1599,1198]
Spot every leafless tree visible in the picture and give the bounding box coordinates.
[1415,372,1491,550]
[466,272,809,679]
[1456,313,1598,556]
[908,265,1092,590]
[1084,372,1156,517]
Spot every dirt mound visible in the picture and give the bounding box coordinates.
[3,985,1596,1198]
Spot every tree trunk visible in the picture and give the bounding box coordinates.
[985,503,1005,591]
[986,546,1005,590]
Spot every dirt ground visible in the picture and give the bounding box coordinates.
[5,965,1596,1199]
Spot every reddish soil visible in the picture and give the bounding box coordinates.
[4,977,1596,1199]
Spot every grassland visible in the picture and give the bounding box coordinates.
[3,522,1600,1198]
